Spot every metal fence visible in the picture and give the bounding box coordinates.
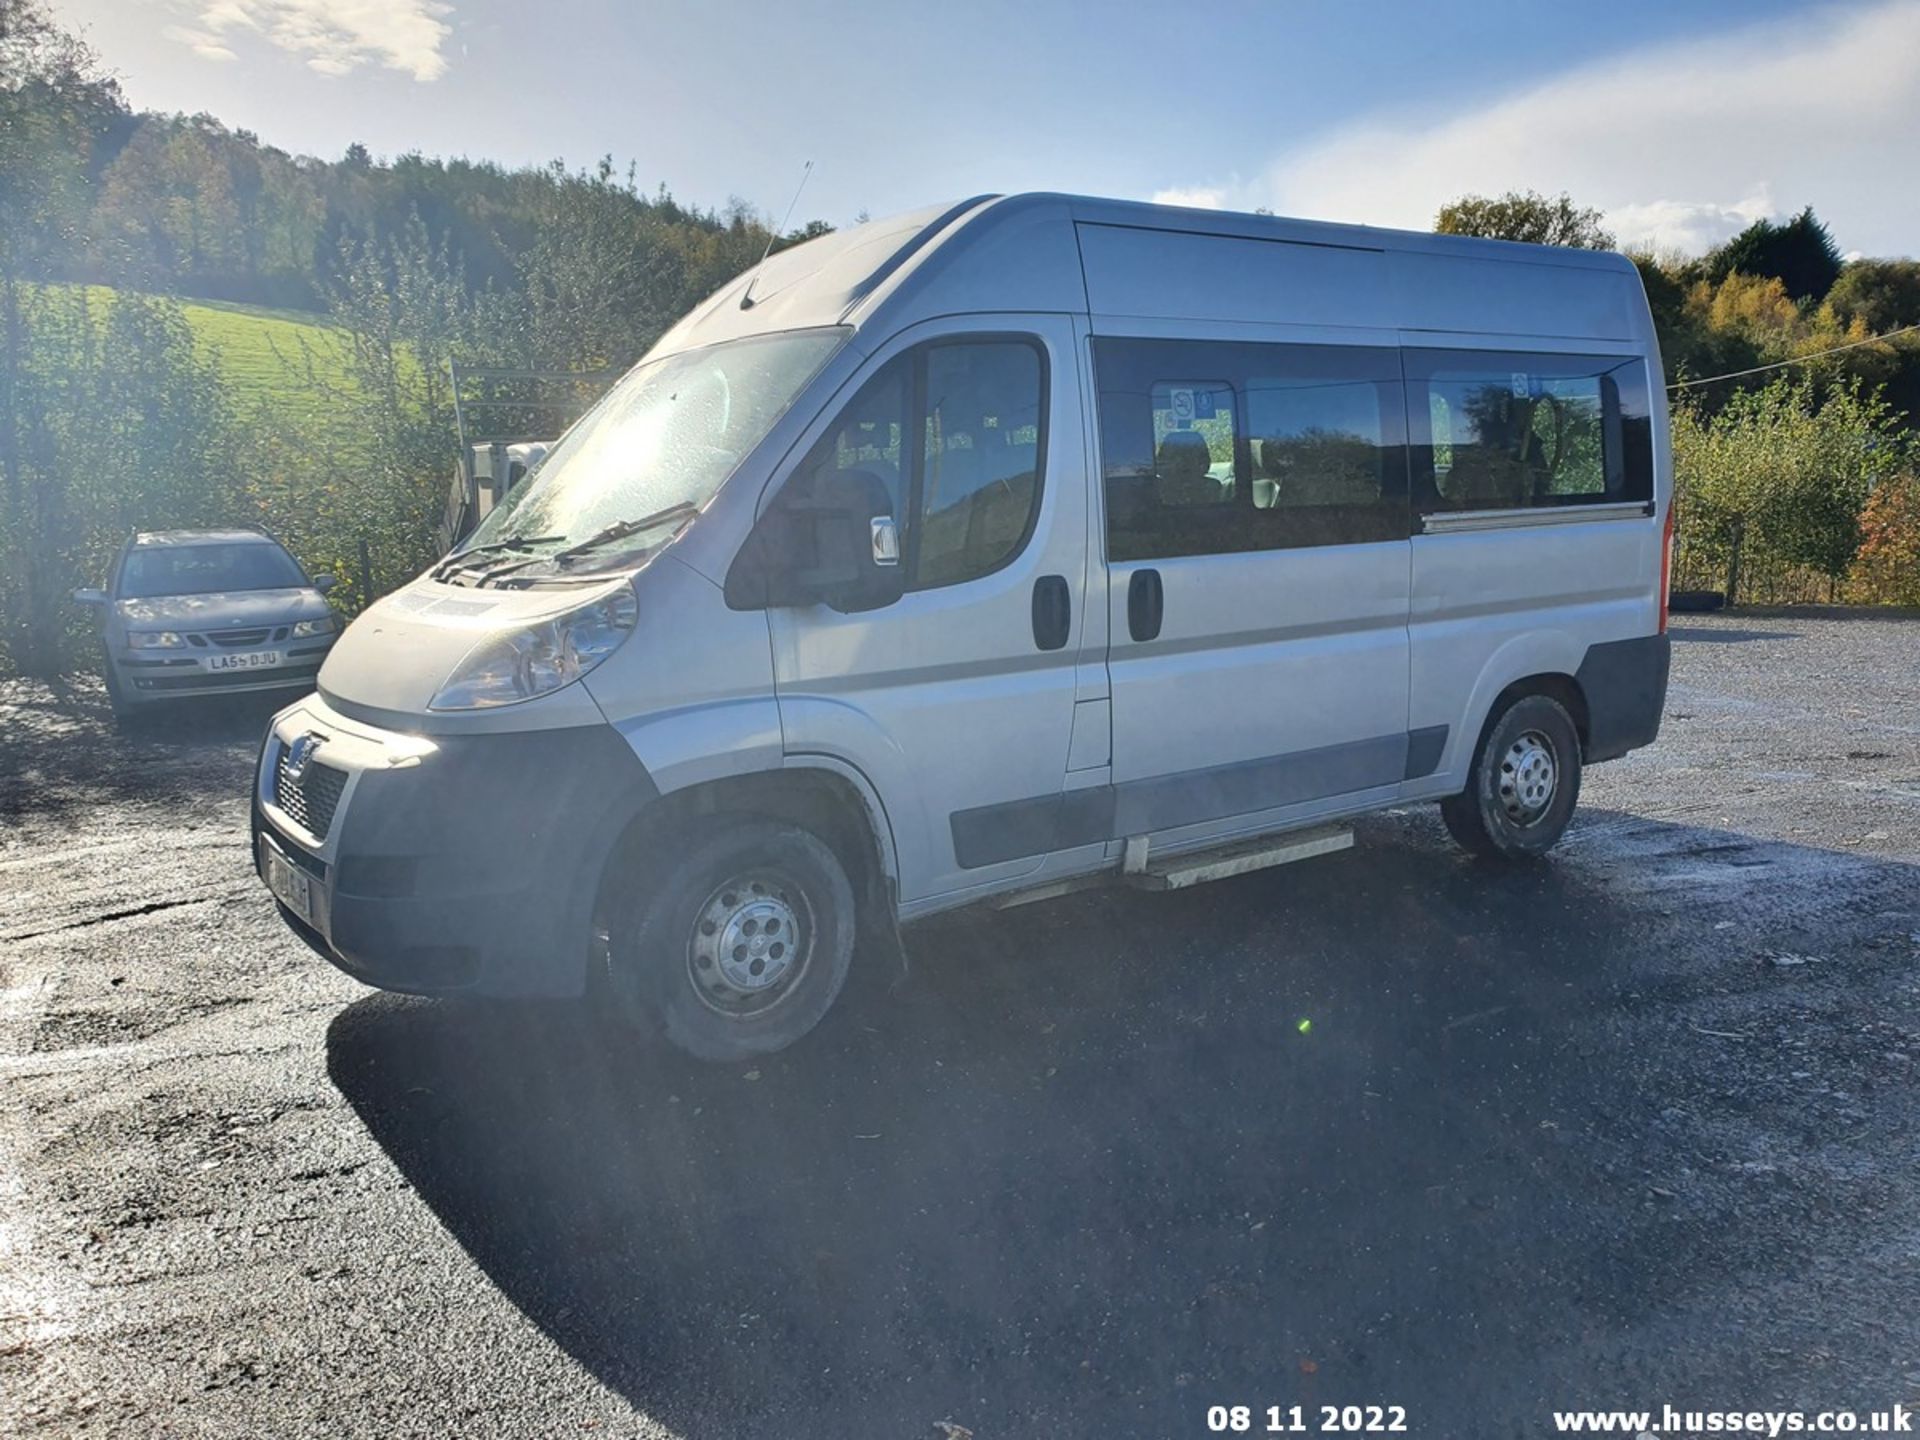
[1671,518,1846,606]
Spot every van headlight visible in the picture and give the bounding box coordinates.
[429,586,638,710]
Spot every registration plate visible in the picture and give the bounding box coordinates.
[209,650,280,672]
[262,842,314,925]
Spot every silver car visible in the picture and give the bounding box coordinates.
[75,529,338,723]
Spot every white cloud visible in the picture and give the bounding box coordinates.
[167,0,454,81]
[1151,186,1228,210]
[1603,190,1776,256]
[161,24,237,62]
[1165,0,1920,258]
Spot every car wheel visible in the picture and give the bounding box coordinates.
[1440,693,1582,860]
[605,817,857,1063]
[103,668,141,729]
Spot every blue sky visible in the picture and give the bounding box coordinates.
[60,0,1920,256]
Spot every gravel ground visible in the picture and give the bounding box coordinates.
[3,610,1919,1439]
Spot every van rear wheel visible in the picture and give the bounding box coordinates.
[1441,693,1582,860]
[605,817,856,1063]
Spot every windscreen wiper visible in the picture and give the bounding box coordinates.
[432,534,564,582]
[548,502,703,569]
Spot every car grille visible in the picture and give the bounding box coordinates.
[275,748,348,840]
[135,662,322,692]
[209,627,277,647]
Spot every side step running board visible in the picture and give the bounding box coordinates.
[1124,824,1354,892]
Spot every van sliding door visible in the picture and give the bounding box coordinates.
[1093,335,1419,850]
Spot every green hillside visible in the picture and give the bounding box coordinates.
[176,294,355,414]
[64,285,356,416]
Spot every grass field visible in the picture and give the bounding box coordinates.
[175,294,355,415]
[63,285,356,416]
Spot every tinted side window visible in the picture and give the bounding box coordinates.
[1096,338,1407,561]
[1407,350,1654,512]
[781,339,1046,591]
[915,342,1047,589]
[789,357,909,522]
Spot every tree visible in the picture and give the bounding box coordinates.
[298,216,497,607]
[1434,190,1615,249]
[0,287,243,674]
[1825,259,1920,334]
[1704,206,1842,303]
[1,0,131,673]
[0,0,126,276]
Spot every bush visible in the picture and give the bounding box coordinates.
[1849,472,1920,605]
[0,285,243,674]
[1672,379,1908,604]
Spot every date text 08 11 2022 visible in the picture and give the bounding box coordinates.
[1207,1404,1409,1433]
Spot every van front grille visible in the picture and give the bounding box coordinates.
[275,749,348,840]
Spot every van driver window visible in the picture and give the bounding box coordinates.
[810,358,908,519]
[1407,350,1654,513]
[915,342,1047,589]
[1096,337,1408,561]
[785,339,1046,590]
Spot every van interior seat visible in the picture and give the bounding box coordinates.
[908,428,1036,583]
[1154,430,1223,508]
[1257,435,1381,509]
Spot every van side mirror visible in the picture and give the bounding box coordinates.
[725,468,906,614]
[72,587,106,606]
[312,574,337,594]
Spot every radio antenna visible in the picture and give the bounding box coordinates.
[740,159,814,311]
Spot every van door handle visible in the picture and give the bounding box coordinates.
[1031,574,1071,651]
[1127,568,1162,643]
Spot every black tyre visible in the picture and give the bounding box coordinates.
[605,817,857,1063]
[103,668,142,730]
[1440,693,1582,860]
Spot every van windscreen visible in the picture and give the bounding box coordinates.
[464,328,847,568]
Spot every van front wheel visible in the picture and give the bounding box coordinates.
[606,818,857,1063]
[1440,694,1582,860]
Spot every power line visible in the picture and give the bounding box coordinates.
[1668,323,1920,391]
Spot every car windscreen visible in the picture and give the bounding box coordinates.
[118,544,308,598]
[463,328,847,566]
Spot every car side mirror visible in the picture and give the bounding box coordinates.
[725,468,906,614]
[312,574,337,594]
[71,588,107,606]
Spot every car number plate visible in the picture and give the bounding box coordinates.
[262,843,314,924]
[209,650,280,671]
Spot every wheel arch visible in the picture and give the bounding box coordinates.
[592,759,901,945]
[1457,671,1591,789]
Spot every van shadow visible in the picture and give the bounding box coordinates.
[325,810,1920,1438]
[1666,624,1797,644]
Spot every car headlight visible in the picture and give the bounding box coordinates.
[430,586,638,710]
[291,616,335,638]
[128,631,186,649]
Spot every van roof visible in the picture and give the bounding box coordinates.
[651,192,1651,357]
[1012,193,1638,268]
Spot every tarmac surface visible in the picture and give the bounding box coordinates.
[4,609,1919,1438]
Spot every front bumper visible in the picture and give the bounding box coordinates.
[252,694,658,998]
[115,637,334,701]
